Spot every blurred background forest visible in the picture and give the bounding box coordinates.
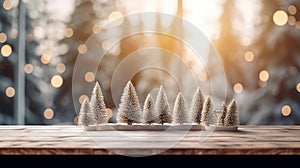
[0,0,299,125]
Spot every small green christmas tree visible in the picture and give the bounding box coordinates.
[78,98,95,126]
[142,93,158,125]
[224,99,239,126]
[189,87,204,124]
[200,96,212,125]
[117,81,142,125]
[155,85,172,125]
[90,82,109,125]
[172,92,189,124]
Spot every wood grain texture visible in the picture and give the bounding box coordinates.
[0,125,300,155]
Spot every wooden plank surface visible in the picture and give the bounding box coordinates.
[0,125,300,155]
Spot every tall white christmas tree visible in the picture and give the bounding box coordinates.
[78,98,95,126]
[143,93,158,125]
[200,96,212,125]
[155,85,172,125]
[90,81,109,125]
[189,87,204,124]
[117,81,142,125]
[172,92,189,124]
[224,99,239,126]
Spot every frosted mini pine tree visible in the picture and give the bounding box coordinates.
[78,98,95,126]
[117,81,142,125]
[90,82,109,125]
[143,94,158,125]
[224,99,239,126]
[189,87,204,124]
[219,101,227,126]
[155,85,172,125]
[172,92,189,124]
[200,96,212,126]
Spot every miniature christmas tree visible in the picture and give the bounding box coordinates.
[90,81,109,125]
[219,101,227,126]
[78,98,95,126]
[117,81,142,125]
[189,87,204,124]
[224,99,239,126]
[200,96,212,125]
[172,92,189,124]
[155,85,172,125]
[142,93,158,125]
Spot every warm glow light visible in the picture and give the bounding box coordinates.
[244,51,254,62]
[259,70,269,82]
[108,11,124,26]
[64,27,73,38]
[106,108,113,119]
[296,83,300,93]
[233,83,243,94]
[199,72,207,82]
[24,64,33,74]
[51,75,63,88]
[92,25,101,33]
[273,10,288,26]
[79,95,89,104]
[281,105,291,117]
[288,5,297,15]
[56,63,66,74]
[1,44,12,57]
[3,0,13,10]
[41,50,53,64]
[78,44,87,54]
[288,16,296,25]
[0,33,7,43]
[44,108,54,119]
[84,72,95,82]
[5,87,15,98]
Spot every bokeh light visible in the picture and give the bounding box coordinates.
[296,82,300,93]
[92,25,101,33]
[0,33,7,43]
[273,10,288,26]
[78,44,87,54]
[79,95,89,104]
[5,87,15,98]
[24,64,33,74]
[288,16,296,25]
[44,108,54,119]
[106,108,113,119]
[288,5,297,15]
[64,27,73,38]
[56,63,66,74]
[1,44,12,57]
[259,70,269,82]
[108,11,124,26]
[41,50,53,64]
[84,72,95,83]
[3,0,13,10]
[51,75,63,88]
[233,83,243,94]
[281,105,291,117]
[244,51,254,62]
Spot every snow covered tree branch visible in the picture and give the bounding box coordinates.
[201,96,212,125]
[78,98,95,126]
[189,87,204,124]
[142,93,158,125]
[224,99,239,126]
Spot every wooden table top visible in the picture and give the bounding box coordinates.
[0,125,300,155]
